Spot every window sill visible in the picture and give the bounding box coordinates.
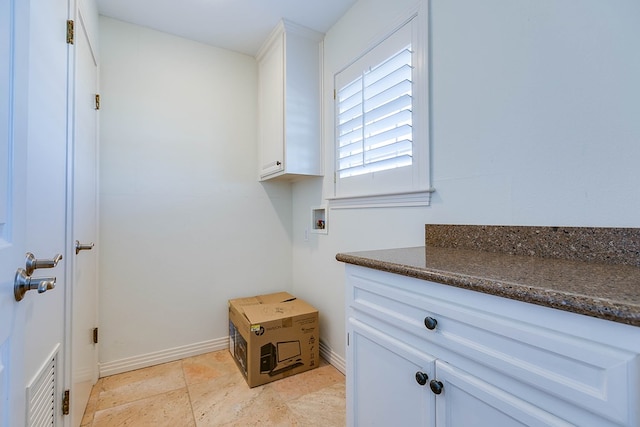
[327,188,434,209]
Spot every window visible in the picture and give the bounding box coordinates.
[337,45,413,179]
[331,6,431,207]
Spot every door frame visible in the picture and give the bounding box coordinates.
[63,1,77,424]
[63,1,100,426]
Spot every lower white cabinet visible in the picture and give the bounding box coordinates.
[348,318,435,426]
[345,265,640,427]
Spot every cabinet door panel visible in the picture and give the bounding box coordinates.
[347,317,435,427]
[434,360,573,427]
[257,21,322,180]
[258,33,284,177]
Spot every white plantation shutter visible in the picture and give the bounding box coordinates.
[337,46,413,178]
[333,13,430,203]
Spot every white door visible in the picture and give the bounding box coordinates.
[1,0,71,425]
[70,6,99,426]
[433,360,573,427]
[347,317,435,427]
[0,0,29,424]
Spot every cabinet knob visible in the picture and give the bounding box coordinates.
[429,379,444,395]
[415,371,429,386]
[424,316,438,330]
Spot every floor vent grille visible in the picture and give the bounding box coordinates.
[26,347,58,427]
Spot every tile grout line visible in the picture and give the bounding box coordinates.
[83,350,346,426]
[181,358,200,427]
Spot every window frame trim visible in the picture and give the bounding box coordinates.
[326,188,435,209]
[330,0,431,208]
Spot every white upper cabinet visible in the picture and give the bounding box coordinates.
[257,20,323,181]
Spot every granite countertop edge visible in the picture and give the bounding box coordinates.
[336,248,640,327]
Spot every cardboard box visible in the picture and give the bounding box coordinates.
[228,292,319,388]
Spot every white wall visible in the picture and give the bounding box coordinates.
[79,0,99,50]
[98,0,640,373]
[98,17,293,371]
[292,0,640,362]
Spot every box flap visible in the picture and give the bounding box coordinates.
[228,296,261,310]
[256,292,295,305]
[242,298,317,324]
[229,292,295,315]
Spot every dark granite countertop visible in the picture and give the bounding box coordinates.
[336,226,640,327]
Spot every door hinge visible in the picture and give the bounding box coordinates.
[66,20,74,45]
[333,88,336,100]
[62,390,70,415]
[93,327,99,344]
[333,172,337,184]
[347,332,349,346]
[95,94,101,110]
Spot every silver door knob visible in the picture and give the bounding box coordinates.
[25,252,62,275]
[14,268,56,301]
[75,240,94,255]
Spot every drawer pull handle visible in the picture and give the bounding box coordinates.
[430,379,444,395]
[415,371,429,386]
[424,316,438,330]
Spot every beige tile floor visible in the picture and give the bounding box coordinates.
[81,350,346,427]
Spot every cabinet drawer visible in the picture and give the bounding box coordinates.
[347,266,639,426]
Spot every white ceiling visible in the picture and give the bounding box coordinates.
[95,0,357,56]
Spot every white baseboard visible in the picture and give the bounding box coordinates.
[99,337,228,377]
[319,339,345,375]
[99,336,346,378]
